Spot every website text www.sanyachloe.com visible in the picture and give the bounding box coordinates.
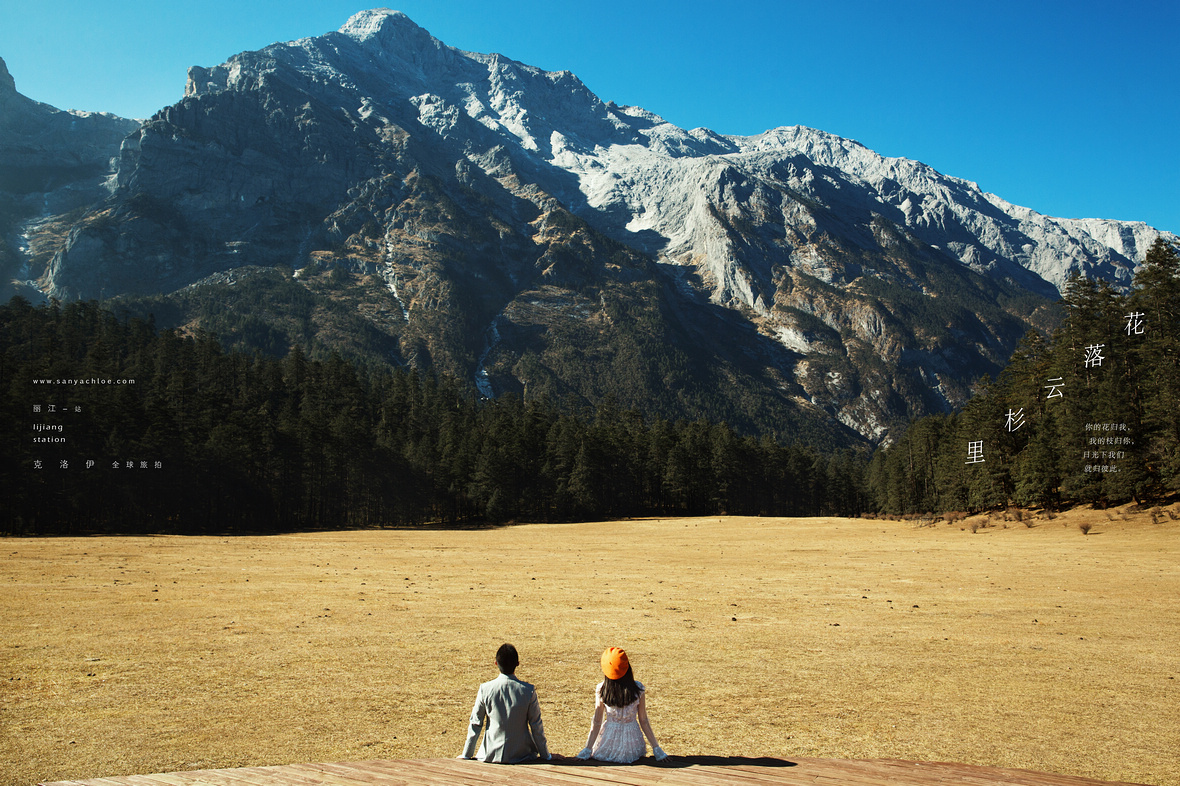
[33,378,137,385]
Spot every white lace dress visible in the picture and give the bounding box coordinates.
[582,681,658,763]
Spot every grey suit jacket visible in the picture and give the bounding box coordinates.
[461,672,550,763]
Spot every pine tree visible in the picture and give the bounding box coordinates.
[1130,238,1180,491]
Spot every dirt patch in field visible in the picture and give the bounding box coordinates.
[3,504,1178,786]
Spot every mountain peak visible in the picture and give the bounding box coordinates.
[0,56,16,95]
[338,8,428,44]
[332,8,454,78]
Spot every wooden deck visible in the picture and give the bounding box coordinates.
[39,756,1153,786]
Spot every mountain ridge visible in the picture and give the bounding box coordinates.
[3,10,1174,446]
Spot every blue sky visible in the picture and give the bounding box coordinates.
[2,0,1177,234]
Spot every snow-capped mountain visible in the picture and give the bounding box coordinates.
[166,10,1166,300]
[7,10,1174,444]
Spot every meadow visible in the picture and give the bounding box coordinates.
[3,505,1178,786]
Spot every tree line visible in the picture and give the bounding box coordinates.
[2,296,870,534]
[868,238,1180,514]
[7,239,1173,532]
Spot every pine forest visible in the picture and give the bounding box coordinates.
[4,239,1177,534]
[3,297,869,535]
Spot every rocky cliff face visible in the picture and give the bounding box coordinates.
[0,56,140,299]
[7,11,1175,444]
[0,57,138,187]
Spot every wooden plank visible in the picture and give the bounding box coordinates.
[894,761,1128,786]
[283,763,411,786]
[647,769,785,786]
[99,771,255,786]
[529,766,667,786]
[516,762,669,786]
[219,771,328,786]
[118,775,203,786]
[254,764,377,786]
[254,765,372,786]
[363,760,505,785]
[814,774,906,786]
[648,764,780,785]
[809,761,916,780]
[797,759,1152,786]
[826,762,951,785]
[810,759,960,786]
[513,765,669,786]
[40,757,1157,786]
[232,767,380,786]
[231,768,361,786]
[155,769,293,786]
[289,762,411,786]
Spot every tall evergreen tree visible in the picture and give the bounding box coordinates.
[1130,238,1180,490]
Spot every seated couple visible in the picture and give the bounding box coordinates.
[458,643,669,764]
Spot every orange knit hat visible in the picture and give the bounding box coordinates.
[601,647,629,680]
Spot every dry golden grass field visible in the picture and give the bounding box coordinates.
[3,505,1178,786]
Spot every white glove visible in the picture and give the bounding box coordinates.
[652,745,668,761]
[576,747,593,760]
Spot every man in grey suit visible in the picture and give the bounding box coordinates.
[459,643,552,763]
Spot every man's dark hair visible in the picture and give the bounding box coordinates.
[495,643,519,674]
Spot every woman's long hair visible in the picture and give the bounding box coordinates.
[600,665,643,707]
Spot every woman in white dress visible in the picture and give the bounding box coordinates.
[576,647,668,763]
